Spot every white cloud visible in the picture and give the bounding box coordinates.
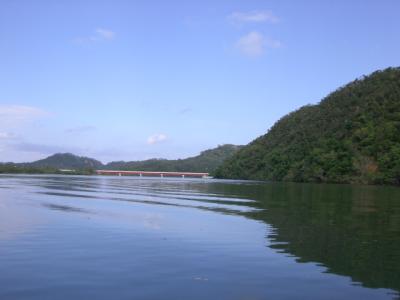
[66,125,96,134]
[0,105,49,162]
[265,37,282,48]
[0,105,46,119]
[74,28,115,44]
[12,142,70,154]
[147,133,168,145]
[0,132,16,139]
[236,31,265,57]
[236,32,281,57]
[229,10,279,24]
[0,141,82,163]
[0,105,47,128]
[178,107,192,115]
[93,28,115,40]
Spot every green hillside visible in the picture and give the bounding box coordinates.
[0,153,102,174]
[28,153,103,170]
[215,67,400,185]
[0,145,241,175]
[105,144,242,173]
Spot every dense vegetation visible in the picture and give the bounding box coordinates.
[0,163,95,175]
[0,153,100,175]
[28,153,103,170]
[105,144,241,173]
[216,67,400,185]
[0,144,241,175]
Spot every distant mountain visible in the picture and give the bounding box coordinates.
[0,145,241,174]
[215,67,400,185]
[26,153,103,170]
[105,144,242,174]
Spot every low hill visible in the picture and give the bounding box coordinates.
[105,144,242,173]
[0,144,241,174]
[25,153,103,170]
[215,67,400,185]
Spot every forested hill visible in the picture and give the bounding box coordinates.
[28,153,103,170]
[215,67,400,185]
[0,144,241,174]
[105,144,242,173]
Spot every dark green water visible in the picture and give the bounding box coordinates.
[0,175,399,299]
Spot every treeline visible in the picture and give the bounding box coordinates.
[106,144,242,174]
[215,67,400,185]
[0,144,241,176]
[0,164,95,175]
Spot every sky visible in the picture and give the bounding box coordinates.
[1,0,400,163]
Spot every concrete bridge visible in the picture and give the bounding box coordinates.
[95,170,210,178]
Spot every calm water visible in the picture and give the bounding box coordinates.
[0,175,399,299]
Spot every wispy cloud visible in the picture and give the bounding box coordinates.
[236,31,281,57]
[12,142,69,154]
[0,105,49,161]
[94,28,115,40]
[147,133,168,145]
[178,107,192,115]
[265,38,282,49]
[75,28,115,44]
[229,10,279,24]
[0,132,16,140]
[0,105,48,128]
[66,125,96,134]
[236,31,264,57]
[0,105,47,119]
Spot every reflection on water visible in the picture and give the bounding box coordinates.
[0,175,399,299]
[42,203,91,214]
[242,183,400,294]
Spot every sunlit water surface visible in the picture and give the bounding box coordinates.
[0,175,399,299]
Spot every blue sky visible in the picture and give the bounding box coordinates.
[1,0,399,163]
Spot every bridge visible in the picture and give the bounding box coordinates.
[95,170,210,178]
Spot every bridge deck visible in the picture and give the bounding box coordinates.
[96,170,209,178]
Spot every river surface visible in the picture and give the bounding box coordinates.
[0,175,399,299]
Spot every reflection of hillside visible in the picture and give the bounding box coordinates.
[2,175,399,295]
[206,182,400,294]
